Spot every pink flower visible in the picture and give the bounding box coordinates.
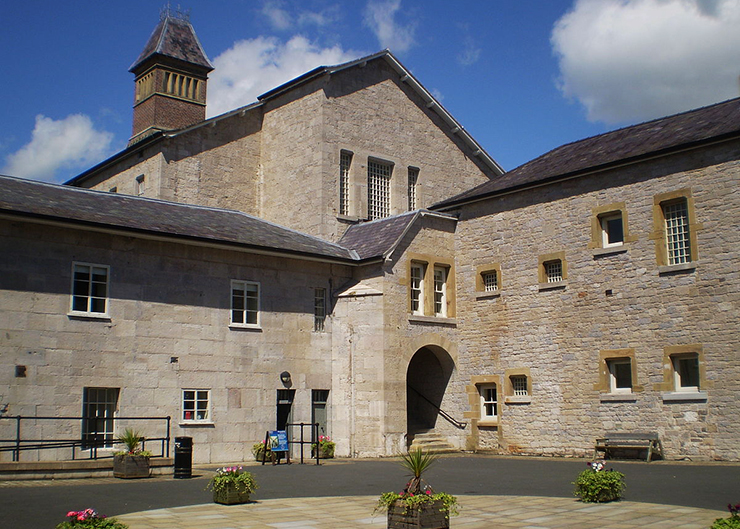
[425,490,432,495]
[66,511,77,518]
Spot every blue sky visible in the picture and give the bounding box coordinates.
[2,0,739,183]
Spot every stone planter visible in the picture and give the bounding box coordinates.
[311,446,335,459]
[387,499,449,529]
[113,454,150,479]
[213,485,251,505]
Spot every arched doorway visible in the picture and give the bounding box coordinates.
[406,346,455,445]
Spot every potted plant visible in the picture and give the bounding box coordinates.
[376,449,458,529]
[573,460,625,503]
[207,466,259,505]
[56,508,128,528]
[711,503,740,529]
[252,440,276,462]
[113,428,151,479]
[311,435,336,459]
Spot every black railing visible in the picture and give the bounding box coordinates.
[408,386,467,430]
[287,422,321,465]
[0,415,171,462]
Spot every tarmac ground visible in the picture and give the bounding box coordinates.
[2,454,738,528]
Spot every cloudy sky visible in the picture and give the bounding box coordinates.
[2,0,739,183]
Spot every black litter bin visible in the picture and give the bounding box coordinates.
[174,436,193,479]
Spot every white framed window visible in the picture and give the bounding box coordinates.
[135,174,145,196]
[483,270,498,292]
[314,287,326,332]
[663,199,691,265]
[410,263,425,315]
[607,358,633,393]
[511,375,528,396]
[433,266,447,317]
[479,384,497,420]
[672,354,700,392]
[544,260,562,283]
[408,167,419,210]
[600,212,624,247]
[182,389,210,422]
[339,152,352,216]
[368,159,392,220]
[231,280,259,327]
[71,263,109,316]
[82,387,119,448]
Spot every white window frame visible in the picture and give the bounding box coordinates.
[339,152,352,216]
[182,389,211,423]
[410,263,425,315]
[314,287,326,332]
[70,262,110,317]
[368,159,392,220]
[663,199,691,265]
[600,212,624,248]
[479,384,497,420]
[407,167,419,211]
[607,358,633,394]
[230,280,260,328]
[672,353,700,392]
[433,266,447,317]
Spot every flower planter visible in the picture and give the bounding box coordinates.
[311,447,335,459]
[387,499,450,529]
[213,485,251,505]
[113,454,150,479]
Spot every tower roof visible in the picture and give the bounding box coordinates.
[130,10,214,74]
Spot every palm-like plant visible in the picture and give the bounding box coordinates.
[400,448,438,494]
[116,428,144,454]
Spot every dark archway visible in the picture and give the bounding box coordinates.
[406,346,455,442]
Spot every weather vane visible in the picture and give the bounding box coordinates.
[160,2,191,22]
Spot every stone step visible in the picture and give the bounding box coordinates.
[408,431,456,453]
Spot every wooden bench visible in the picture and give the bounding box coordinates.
[594,432,663,462]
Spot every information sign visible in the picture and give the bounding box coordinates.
[268,430,289,452]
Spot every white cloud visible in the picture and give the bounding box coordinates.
[261,1,292,30]
[552,0,740,124]
[363,0,416,53]
[2,114,113,183]
[458,36,481,67]
[207,36,361,117]
[261,0,340,31]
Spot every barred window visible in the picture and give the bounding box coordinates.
[339,152,352,216]
[407,167,418,210]
[314,288,326,332]
[483,271,498,292]
[368,160,392,220]
[663,200,691,265]
[544,260,562,283]
[511,375,528,396]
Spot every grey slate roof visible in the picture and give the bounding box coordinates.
[434,96,740,209]
[130,14,214,73]
[0,175,356,263]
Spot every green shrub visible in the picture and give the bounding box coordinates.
[573,461,625,503]
[711,504,740,529]
[56,509,128,528]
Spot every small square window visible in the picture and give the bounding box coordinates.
[479,384,497,419]
[544,260,562,283]
[672,354,700,392]
[600,213,624,247]
[511,375,528,396]
[182,389,210,422]
[482,271,498,292]
[607,358,632,393]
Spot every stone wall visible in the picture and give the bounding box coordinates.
[0,219,351,464]
[453,140,740,461]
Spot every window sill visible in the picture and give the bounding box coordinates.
[538,280,567,291]
[477,419,499,427]
[592,246,628,258]
[179,421,215,427]
[662,391,707,402]
[337,214,361,223]
[408,314,457,326]
[229,324,262,332]
[67,312,111,321]
[599,393,637,402]
[658,262,697,275]
[475,291,501,300]
[504,396,531,404]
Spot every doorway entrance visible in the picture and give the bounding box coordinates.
[406,346,455,442]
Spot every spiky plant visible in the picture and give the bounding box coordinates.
[400,448,438,494]
[115,428,144,454]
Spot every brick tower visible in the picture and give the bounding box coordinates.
[128,8,214,145]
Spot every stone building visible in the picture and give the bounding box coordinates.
[1,11,738,464]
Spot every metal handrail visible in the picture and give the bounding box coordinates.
[408,385,467,430]
[0,415,171,462]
